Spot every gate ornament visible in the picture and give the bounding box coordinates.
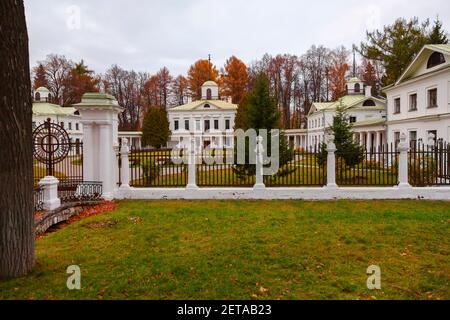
[33,118,71,175]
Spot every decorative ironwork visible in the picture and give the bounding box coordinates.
[33,118,71,177]
[58,181,103,203]
[33,186,44,212]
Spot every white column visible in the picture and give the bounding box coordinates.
[75,93,123,200]
[254,136,265,190]
[186,137,198,189]
[359,132,364,147]
[99,123,115,199]
[367,131,372,152]
[82,122,95,181]
[39,176,60,211]
[325,134,337,189]
[375,131,381,151]
[397,133,411,188]
[119,138,131,190]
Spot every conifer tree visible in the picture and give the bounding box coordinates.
[141,107,171,148]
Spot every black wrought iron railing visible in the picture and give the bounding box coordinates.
[33,141,83,186]
[264,146,326,187]
[336,144,399,186]
[57,181,103,203]
[196,148,255,187]
[33,186,44,212]
[129,147,187,187]
[408,141,450,186]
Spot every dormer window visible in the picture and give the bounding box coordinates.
[204,104,211,109]
[427,52,445,69]
[363,99,376,107]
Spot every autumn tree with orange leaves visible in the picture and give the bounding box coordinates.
[188,59,219,100]
[220,56,248,104]
[329,47,350,100]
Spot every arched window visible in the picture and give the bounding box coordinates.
[204,104,211,109]
[35,92,41,101]
[206,88,212,100]
[354,83,361,93]
[47,93,51,102]
[363,99,376,107]
[427,52,445,69]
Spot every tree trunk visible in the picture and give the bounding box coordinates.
[0,0,35,278]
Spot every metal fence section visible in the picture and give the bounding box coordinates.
[33,141,83,185]
[409,141,450,186]
[33,186,44,212]
[196,148,255,187]
[336,144,399,186]
[58,181,103,203]
[264,146,326,187]
[129,147,187,187]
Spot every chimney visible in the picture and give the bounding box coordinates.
[365,86,372,98]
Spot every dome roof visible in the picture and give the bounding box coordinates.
[202,80,218,87]
[347,77,363,84]
[35,87,50,92]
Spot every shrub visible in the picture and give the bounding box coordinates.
[408,156,437,186]
[141,159,161,185]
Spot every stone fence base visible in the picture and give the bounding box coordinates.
[35,201,103,235]
[114,186,450,201]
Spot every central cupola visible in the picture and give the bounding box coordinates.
[201,80,219,100]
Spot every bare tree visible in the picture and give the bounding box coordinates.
[0,0,35,278]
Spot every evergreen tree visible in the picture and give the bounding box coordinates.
[318,102,364,167]
[428,17,448,44]
[233,73,293,178]
[141,107,171,148]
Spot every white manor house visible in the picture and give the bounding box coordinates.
[167,80,237,149]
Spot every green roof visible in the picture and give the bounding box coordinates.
[74,92,121,108]
[352,119,386,127]
[170,99,237,111]
[33,102,78,117]
[310,94,385,115]
[81,92,116,100]
[347,77,362,83]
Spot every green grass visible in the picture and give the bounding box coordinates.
[1,200,449,300]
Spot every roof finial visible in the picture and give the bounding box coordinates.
[208,54,212,80]
[352,44,356,78]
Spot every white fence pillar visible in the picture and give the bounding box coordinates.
[254,136,265,190]
[119,138,131,190]
[74,93,123,200]
[186,137,198,189]
[325,134,338,188]
[39,176,60,211]
[397,133,411,188]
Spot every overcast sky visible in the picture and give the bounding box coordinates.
[24,0,450,76]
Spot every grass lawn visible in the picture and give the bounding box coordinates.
[1,200,449,300]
